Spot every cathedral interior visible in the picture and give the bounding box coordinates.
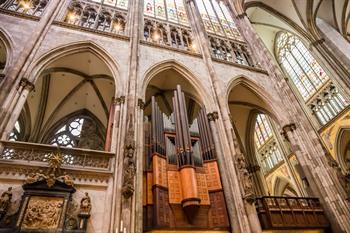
[0,0,350,232]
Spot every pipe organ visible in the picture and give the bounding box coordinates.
[143,85,230,232]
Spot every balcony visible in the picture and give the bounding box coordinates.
[256,196,330,231]
[0,140,114,170]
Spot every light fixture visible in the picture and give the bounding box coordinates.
[20,0,31,9]
[68,12,77,21]
[191,43,197,51]
[114,23,122,32]
[153,33,160,41]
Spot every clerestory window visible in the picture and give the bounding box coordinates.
[276,32,348,125]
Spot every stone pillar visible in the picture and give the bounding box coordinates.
[282,123,350,232]
[0,0,66,123]
[184,0,254,231]
[0,78,34,140]
[315,18,350,73]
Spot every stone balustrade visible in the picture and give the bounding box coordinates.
[0,140,114,170]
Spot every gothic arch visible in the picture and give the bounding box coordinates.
[0,27,14,74]
[226,76,287,125]
[141,60,213,108]
[27,41,123,96]
[335,127,350,172]
[244,1,312,40]
[40,108,105,148]
[272,175,298,197]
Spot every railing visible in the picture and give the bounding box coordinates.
[209,35,255,67]
[0,140,114,169]
[0,0,49,17]
[143,17,197,53]
[63,0,127,36]
[256,196,329,230]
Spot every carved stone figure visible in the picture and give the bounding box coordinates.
[58,173,74,187]
[65,217,78,230]
[0,187,12,216]
[79,193,91,215]
[122,156,136,198]
[236,154,255,203]
[121,116,136,199]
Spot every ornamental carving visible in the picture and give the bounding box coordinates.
[21,197,64,230]
[328,156,350,200]
[1,141,111,169]
[122,116,136,199]
[236,153,255,203]
[79,193,92,216]
[0,187,12,220]
[25,150,74,188]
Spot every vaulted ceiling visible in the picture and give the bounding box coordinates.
[241,0,350,53]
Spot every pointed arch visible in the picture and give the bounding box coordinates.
[0,27,14,74]
[141,60,213,107]
[272,175,298,197]
[27,40,123,96]
[335,127,350,172]
[226,75,288,125]
[40,108,106,150]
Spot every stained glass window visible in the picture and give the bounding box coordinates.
[50,118,84,148]
[276,32,348,124]
[9,121,21,141]
[143,0,189,25]
[254,114,284,173]
[196,0,242,40]
[91,0,128,10]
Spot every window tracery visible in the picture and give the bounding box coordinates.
[254,114,283,174]
[0,0,49,16]
[143,17,196,52]
[9,121,22,142]
[65,0,127,35]
[144,0,188,25]
[196,0,241,40]
[48,115,105,151]
[276,32,348,125]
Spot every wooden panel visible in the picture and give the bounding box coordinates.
[168,171,183,204]
[209,191,229,228]
[204,161,222,191]
[153,155,168,187]
[143,173,147,206]
[147,172,153,204]
[153,187,171,227]
[196,173,210,205]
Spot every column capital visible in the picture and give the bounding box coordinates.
[207,111,219,121]
[236,12,247,19]
[137,98,145,110]
[19,78,35,91]
[115,96,125,105]
[310,38,325,47]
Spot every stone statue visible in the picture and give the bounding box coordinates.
[79,193,91,215]
[236,154,255,203]
[0,187,12,216]
[121,116,136,199]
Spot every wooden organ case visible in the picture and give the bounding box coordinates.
[143,86,230,233]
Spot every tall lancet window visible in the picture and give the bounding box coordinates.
[254,114,283,173]
[144,0,189,25]
[143,0,196,52]
[64,0,128,35]
[196,0,241,40]
[276,32,348,125]
[195,0,253,66]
